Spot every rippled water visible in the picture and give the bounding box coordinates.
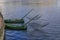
[4,7,60,40]
[1,1,60,40]
[5,30,27,40]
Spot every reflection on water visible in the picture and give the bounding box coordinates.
[27,30,54,40]
[2,1,60,40]
[5,7,60,40]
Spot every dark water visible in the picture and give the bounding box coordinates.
[5,30,27,40]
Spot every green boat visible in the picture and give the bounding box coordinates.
[5,24,27,30]
[5,14,40,30]
[4,19,24,23]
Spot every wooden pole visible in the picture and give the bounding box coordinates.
[22,9,33,19]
